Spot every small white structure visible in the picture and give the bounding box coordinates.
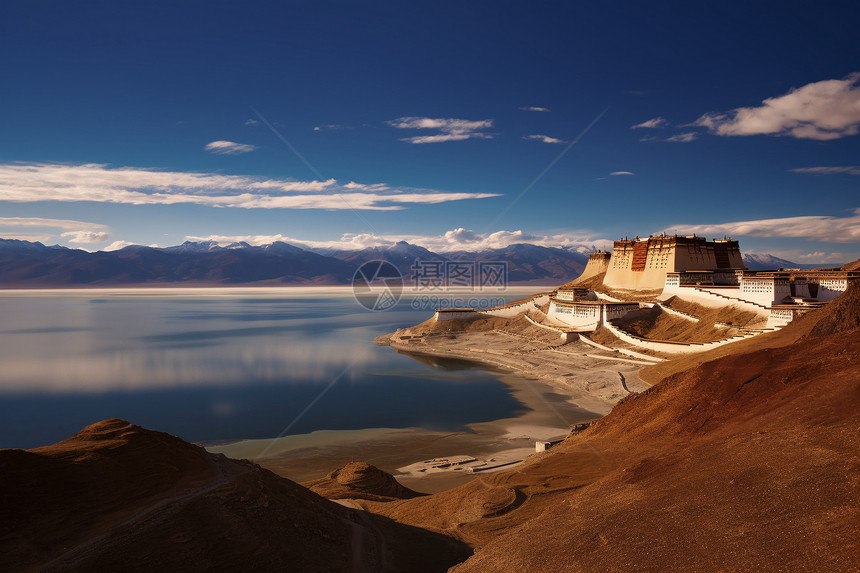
[547,297,641,332]
[434,308,479,321]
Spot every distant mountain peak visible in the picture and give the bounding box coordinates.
[162,241,222,253]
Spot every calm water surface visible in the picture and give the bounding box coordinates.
[0,289,531,449]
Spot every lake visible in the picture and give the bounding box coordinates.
[0,288,537,449]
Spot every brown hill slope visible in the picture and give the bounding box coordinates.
[0,419,469,572]
[842,257,860,271]
[303,461,425,502]
[363,284,860,571]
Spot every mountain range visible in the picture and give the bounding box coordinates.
[0,237,830,288]
[0,238,592,287]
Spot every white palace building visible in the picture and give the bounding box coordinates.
[547,235,858,332]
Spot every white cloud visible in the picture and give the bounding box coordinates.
[313,124,349,131]
[790,166,860,176]
[0,216,110,244]
[524,134,568,144]
[401,133,486,144]
[631,117,668,129]
[794,251,849,262]
[0,162,499,211]
[387,117,494,144]
[103,240,136,251]
[691,73,860,140]
[204,140,257,155]
[610,171,635,176]
[664,208,860,243]
[0,216,108,231]
[519,106,551,112]
[60,230,110,244]
[244,119,258,126]
[0,232,53,242]
[187,228,614,253]
[665,132,697,143]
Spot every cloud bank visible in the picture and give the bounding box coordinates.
[0,216,110,244]
[387,117,494,143]
[664,209,860,243]
[187,228,613,253]
[692,73,860,140]
[0,162,499,211]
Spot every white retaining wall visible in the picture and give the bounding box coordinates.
[603,320,756,355]
[655,303,700,322]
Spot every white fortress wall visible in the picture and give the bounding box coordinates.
[603,303,644,321]
[547,300,602,330]
[483,294,550,318]
[577,252,610,282]
[737,276,791,307]
[815,277,850,301]
[791,278,811,299]
[766,308,795,329]
[604,259,667,290]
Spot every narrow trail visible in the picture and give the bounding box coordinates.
[618,371,630,393]
[335,500,389,573]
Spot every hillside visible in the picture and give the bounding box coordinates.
[359,283,860,571]
[0,419,469,572]
[303,461,425,502]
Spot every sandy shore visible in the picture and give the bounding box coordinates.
[209,327,652,493]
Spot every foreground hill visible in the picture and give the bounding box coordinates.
[360,283,860,571]
[0,419,468,572]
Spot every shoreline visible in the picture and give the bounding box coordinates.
[210,327,652,493]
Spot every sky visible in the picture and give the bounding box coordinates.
[1,1,859,263]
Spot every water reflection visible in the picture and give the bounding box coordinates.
[0,288,536,448]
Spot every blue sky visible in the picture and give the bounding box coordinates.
[1,1,859,263]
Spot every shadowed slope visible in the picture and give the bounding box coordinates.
[0,419,469,572]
